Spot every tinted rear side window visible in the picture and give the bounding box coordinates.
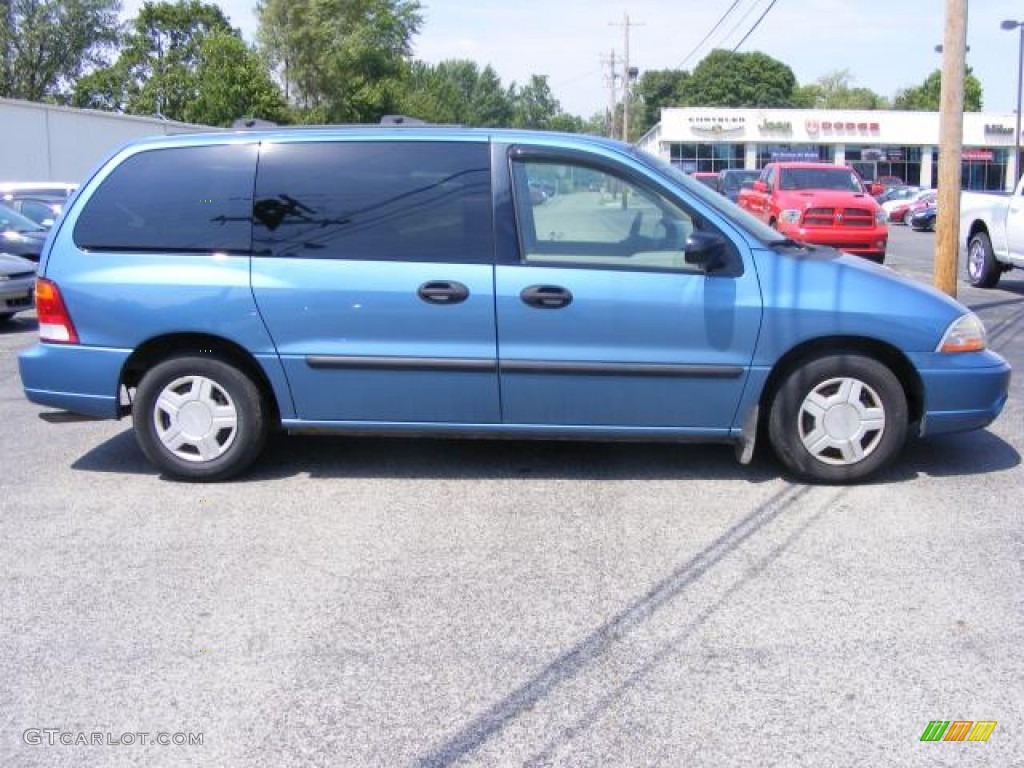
[74,144,256,253]
[253,141,492,263]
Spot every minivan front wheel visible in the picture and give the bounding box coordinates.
[768,354,907,483]
[134,355,267,481]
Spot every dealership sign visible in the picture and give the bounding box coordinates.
[688,116,745,136]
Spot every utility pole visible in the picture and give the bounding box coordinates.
[935,0,968,297]
[603,50,619,138]
[611,13,643,142]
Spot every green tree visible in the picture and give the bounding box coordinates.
[634,68,690,134]
[257,0,422,123]
[893,67,983,111]
[510,74,561,129]
[0,0,120,101]
[186,30,289,125]
[681,49,796,108]
[397,59,513,126]
[73,0,235,120]
[792,69,888,109]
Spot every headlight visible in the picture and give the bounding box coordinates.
[937,313,987,353]
[779,209,802,224]
[875,210,887,225]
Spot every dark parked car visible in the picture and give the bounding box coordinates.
[910,204,937,232]
[716,169,760,202]
[0,203,48,261]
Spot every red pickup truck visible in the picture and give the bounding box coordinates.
[737,162,888,263]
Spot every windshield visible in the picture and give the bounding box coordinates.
[779,167,865,193]
[631,148,783,244]
[0,203,46,233]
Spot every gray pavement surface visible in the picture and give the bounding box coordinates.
[1,226,1021,767]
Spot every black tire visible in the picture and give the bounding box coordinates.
[768,354,908,484]
[0,313,14,323]
[133,354,267,481]
[966,231,1001,288]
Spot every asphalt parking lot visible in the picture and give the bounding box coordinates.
[1,226,1022,767]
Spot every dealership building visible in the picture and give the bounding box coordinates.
[637,107,1022,192]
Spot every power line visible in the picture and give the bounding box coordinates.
[716,0,766,52]
[676,0,744,69]
[732,0,779,51]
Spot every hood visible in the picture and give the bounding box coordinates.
[0,251,38,276]
[752,244,969,352]
[775,189,879,210]
[0,230,45,260]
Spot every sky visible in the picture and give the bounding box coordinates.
[120,0,1024,119]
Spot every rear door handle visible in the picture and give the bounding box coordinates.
[417,281,469,305]
[520,284,573,309]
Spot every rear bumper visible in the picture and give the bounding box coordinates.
[18,343,129,419]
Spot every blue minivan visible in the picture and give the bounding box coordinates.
[18,126,1011,482]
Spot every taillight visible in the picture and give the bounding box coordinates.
[35,278,79,344]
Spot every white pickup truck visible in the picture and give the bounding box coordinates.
[960,175,1024,287]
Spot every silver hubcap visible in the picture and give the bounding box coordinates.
[967,242,985,280]
[798,377,886,466]
[153,375,238,463]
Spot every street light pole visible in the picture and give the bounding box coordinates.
[1001,19,1024,185]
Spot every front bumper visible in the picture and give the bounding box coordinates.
[0,276,34,314]
[913,349,1012,436]
[778,222,888,259]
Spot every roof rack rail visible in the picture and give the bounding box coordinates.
[231,118,279,129]
[379,115,427,126]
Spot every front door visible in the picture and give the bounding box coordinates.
[495,152,762,433]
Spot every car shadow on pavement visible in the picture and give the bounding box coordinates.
[894,429,1021,479]
[70,427,1019,484]
[70,429,781,483]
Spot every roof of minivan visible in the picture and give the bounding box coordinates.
[128,126,636,153]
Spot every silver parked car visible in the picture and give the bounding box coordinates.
[0,252,36,323]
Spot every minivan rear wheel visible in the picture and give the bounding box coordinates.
[768,354,907,483]
[134,355,267,481]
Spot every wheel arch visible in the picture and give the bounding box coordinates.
[757,336,924,430]
[965,218,989,246]
[119,333,281,424]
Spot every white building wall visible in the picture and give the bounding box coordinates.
[641,107,1022,191]
[1,98,215,184]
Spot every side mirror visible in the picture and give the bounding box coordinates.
[753,180,768,193]
[684,231,729,272]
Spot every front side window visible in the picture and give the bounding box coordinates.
[252,141,492,263]
[512,159,698,272]
[74,144,256,253]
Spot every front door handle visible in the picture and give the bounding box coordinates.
[520,284,573,309]
[418,280,470,305]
